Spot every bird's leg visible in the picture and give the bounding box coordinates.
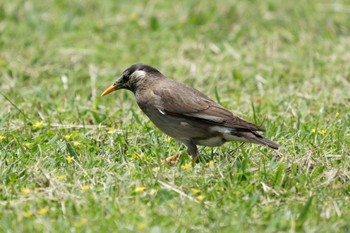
[184,139,198,163]
[162,139,198,165]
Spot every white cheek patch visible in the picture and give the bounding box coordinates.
[132,70,146,80]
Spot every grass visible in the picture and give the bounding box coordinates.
[0,0,350,232]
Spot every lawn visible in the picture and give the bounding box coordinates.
[0,0,350,232]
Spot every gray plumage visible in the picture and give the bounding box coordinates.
[101,64,279,162]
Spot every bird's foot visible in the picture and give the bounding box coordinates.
[162,153,182,165]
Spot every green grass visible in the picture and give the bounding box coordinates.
[1,0,350,232]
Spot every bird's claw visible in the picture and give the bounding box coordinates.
[161,153,199,165]
[161,153,182,166]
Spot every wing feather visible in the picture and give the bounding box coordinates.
[153,80,264,132]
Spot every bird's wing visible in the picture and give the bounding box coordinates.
[153,82,264,131]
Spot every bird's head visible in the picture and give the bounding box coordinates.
[101,64,161,96]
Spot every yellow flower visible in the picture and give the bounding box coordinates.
[0,135,5,141]
[66,156,73,164]
[196,195,205,202]
[191,188,201,194]
[24,143,32,148]
[135,186,146,193]
[311,128,317,133]
[319,129,327,135]
[165,136,171,143]
[17,215,23,222]
[33,121,44,129]
[57,175,66,181]
[64,134,72,141]
[131,154,139,160]
[107,128,117,134]
[74,217,88,228]
[37,207,49,215]
[137,222,147,230]
[81,185,90,192]
[22,188,30,195]
[23,211,33,218]
[0,59,7,67]
[181,162,192,170]
[81,218,87,224]
[335,112,340,118]
[73,141,82,148]
[206,160,214,166]
[129,13,138,22]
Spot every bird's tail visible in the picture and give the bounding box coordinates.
[237,131,280,149]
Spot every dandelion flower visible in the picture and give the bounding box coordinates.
[17,215,23,222]
[66,156,73,164]
[135,186,146,193]
[107,128,117,134]
[165,136,171,143]
[137,223,147,230]
[0,135,5,141]
[73,141,82,148]
[81,185,90,192]
[319,129,327,135]
[181,162,192,170]
[23,211,33,218]
[196,195,205,202]
[33,121,44,129]
[37,207,49,215]
[129,13,138,22]
[206,161,214,166]
[22,188,30,195]
[191,188,201,194]
[74,217,88,228]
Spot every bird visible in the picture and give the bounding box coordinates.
[101,64,279,163]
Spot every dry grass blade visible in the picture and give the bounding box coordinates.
[157,180,199,204]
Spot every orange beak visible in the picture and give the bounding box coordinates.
[101,84,117,96]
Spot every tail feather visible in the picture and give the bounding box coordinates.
[236,131,280,149]
[251,135,280,149]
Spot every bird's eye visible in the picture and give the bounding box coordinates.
[122,74,129,82]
